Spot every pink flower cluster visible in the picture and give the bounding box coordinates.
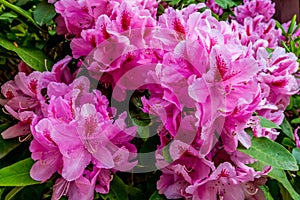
[1,57,137,199]
[232,0,299,139]
[1,0,299,199]
[234,0,275,23]
[232,0,280,50]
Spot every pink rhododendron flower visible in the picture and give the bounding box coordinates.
[232,16,281,49]
[157,144,214,199]
[234,0,275,23]
[52,167,101,200]
[1,1,299,199]
[55,0,94,37]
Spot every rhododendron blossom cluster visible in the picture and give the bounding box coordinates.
[0,0,299,199]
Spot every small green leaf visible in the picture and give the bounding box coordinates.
[282,137,295,148]
[33,1,56,26]
[238,137,298,171]
[149,191,166,200]
[0,36,53,71]
[292,148,300,164]
[0,187,5,199]
[0,158,40,186]
[279,184,293,200]
[288,15,297,35]
[281,41,291,52]
[4,186,24,200]
[259,186,274,200]
[0,12,18,23]
[214,0,236,8]
[258,116,281,129]
[266,47,274,55]
[280,118,295,140]
[291,118,300,124]
[290,39,296,52]
[293,23,300,35]
[276,21,286,37]
[162,146,172,163]
[101,175,128,200]
[169,0,181,6]
[294,37,300,43]
[137,126,150,141]
[0,0,40,28]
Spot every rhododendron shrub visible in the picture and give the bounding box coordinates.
[0,0,299,199]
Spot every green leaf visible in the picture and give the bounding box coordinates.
[0,123,21,159]
[149,191,166,200]
[162,145,172,163]
[238,137,298,171]
[0,187,5,199]
[130,109,151,127]
[281,41,291,52]
[33,1,56,26]
[293,23,300,35]
[280,118,295,140]
[259,186,274,200]
[251,162,300,200]
[0,36,53,71]
[169,0,181,6]
[137,125,150,141]
[0,12,18,23]
[258,116,281,129]
[279,184,293,200]
[214,0,236,8]
[288,15,297,35]
[0,0,39,29]
[290,39,296,52]
[292,148,300,164]
[282,137,295,148]
[266,47,274,55]
[101,175,128,200]
[276,21,287,37]
[0,158,40,186]
[4,186,24,200]
[291,118,300,124]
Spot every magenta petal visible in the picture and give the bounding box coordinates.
[1,123,29,139]
[95,169,112,194]
[163,180,188,199]
[52,178,70,200]
[68,176,95,200]
[62,148,91,181]
[237,130,252,149]
[93,145,114,169]
[112,147,138,171]
[169,140,189,161]
[188,76,209,103]
[30,151,61,182]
